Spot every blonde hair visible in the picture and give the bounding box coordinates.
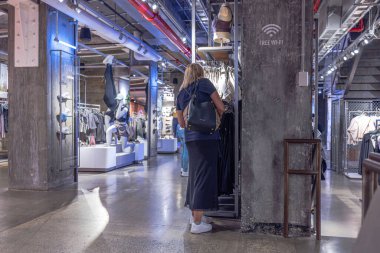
[180,63,204,91]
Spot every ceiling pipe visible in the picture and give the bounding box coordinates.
[41,0,162,62]
[124,0,193,59]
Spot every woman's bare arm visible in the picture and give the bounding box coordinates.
[177,110,186,128]
[210,91,225,116]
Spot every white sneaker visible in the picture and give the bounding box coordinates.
[181,171,189,177]
[190,222,212,234]
[189,215,212,224]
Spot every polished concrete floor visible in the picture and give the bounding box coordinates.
[0,155,360,253]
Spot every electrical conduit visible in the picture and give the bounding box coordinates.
[126,0,192,59]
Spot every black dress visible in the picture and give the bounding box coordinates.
[185,140,219,211]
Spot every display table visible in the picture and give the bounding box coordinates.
[157,138,178,154]
[134,143,145,162]
[79,144,135,172]
[79,146,116,172]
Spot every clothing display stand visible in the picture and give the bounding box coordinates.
[0,98,8,159]
[77,102,136,172]
[51,50,79,181]
[343,100,380,179]
[192,0,241,218]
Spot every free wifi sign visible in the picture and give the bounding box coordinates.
[262,24,282,37]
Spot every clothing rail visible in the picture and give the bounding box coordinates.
[78,103,101,111]
[362,152,380,220]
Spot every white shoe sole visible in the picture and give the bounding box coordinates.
[190,222,212,234]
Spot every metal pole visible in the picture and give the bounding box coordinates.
[314,19,319,134]
[233,0,239,218]
[316,141,321,240]
[284,141,289,238]
[74,22,79,183]
[191,0,196,63]
[207,0,212,47]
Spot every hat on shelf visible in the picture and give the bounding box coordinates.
[56,113,67,123]
[212,3,233,44]
[56,127,71,140]
[57,92,71,103]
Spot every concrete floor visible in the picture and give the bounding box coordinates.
[0,155,359,253]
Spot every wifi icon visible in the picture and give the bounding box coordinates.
[262,24,282,37]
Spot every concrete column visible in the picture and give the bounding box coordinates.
[8,4,77,190]
[241,0,313,234]
[147,62,158,157]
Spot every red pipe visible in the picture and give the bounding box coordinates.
[350,19,365,33]
[128,0,192,59]
[313,0,321,14]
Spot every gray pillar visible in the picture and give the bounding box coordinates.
[148,62,158,157]
[241,0,313,234]
[8,4,77,190]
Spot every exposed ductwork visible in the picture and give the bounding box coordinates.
[41,0,162,62]
[118,0,192,59]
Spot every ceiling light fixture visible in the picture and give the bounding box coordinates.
[75,7,81,14]
[58,0,64,2]
[364,39,369,44]
[351,51,355,56]
[152,3,158,11]
[354,49,359,54]
[182,37,186,43]
[343,56,348,61]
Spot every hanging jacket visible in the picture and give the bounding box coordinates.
[103,64,117,111]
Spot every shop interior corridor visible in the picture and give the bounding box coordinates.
[0,156,359,253]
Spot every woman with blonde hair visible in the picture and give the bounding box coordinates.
[176,63,225,234]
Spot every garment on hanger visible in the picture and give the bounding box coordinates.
[103,64,117,111]
[359,130,380,175]
[347,114,376,145]
[217,103,235,195]
[79,108,106,144]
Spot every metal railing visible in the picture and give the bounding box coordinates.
[362,152,380,220]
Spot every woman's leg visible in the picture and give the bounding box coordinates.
[193,210,204,224]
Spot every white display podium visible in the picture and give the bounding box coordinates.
[134,143,145,162]
[79,146,116,172]
[79,144,135,172]
[157,138,178,154]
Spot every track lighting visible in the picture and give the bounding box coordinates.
[75,7,81,14]
[152,3,158,11]
[182,37,186,43]
[343,56,348,61]
[351,51,355,56]
[354,49,359,54]
[364,39,369,44]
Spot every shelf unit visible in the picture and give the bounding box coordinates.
[50,50,79,181]
[191,0,241,218]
